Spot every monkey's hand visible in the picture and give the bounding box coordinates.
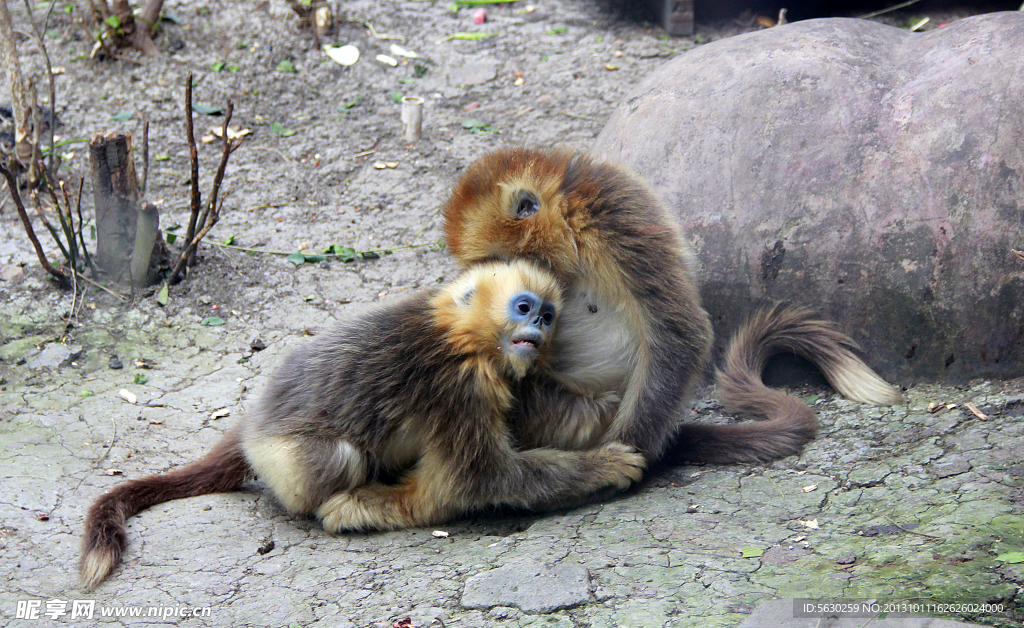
[589,441,646,490]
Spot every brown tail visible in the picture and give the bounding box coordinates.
[667,305,902,465]
[80,428,249,590]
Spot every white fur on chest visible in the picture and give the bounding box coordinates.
[550,283,638,393]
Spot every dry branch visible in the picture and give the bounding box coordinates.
[170,75,246,283]
[0,160,71,288]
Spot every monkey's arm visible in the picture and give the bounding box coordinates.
[316,407,644,532]
[510,377,619,450]
[602,261,712,462]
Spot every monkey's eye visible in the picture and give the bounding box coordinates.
[516,299,532,314]
[514,192,540,219]
[541,310,554,325]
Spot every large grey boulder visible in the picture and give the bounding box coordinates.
[593,14,1024,384]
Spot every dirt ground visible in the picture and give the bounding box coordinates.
[1,1,1022,627]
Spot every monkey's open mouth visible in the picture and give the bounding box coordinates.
[508,332,543,354]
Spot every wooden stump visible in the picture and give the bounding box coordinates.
[90,132,160,286]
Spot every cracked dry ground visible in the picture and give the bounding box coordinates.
[1,0,1023,626]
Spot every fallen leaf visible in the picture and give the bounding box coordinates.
[797,518,819,529]
[802,484,818,493]
[740,547,764,558]
[389,43,418,59]
[441,32,493,42]
[376,54,398,67]
[211,408,231,420]
[325,44,360,66]
[997,551,1024,564]
[105,469,123,476]
[964,402,988,420]
[432,530,449,538]
[119,389,137,404]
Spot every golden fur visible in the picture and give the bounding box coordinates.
[80,260,644,590]
[444,148,902,466]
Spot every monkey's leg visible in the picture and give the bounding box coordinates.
[243,433,368,515]
[317,443,645,532]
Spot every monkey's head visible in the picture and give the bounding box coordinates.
[443,148,596,278]
[433,260,562,379]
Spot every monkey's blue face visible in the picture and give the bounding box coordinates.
[504,291,556,358]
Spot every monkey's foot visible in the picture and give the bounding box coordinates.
[592,442,646,489]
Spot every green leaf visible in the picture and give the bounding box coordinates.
[212,60,227,71]
[276,59,297,73]
[156,282,169,306]
[443,32,493,42]
[192,103,223,115]
[134,373,148,385]
[594,36,604,43]
[387,91,404,104]
[997,551,1024,564]
[740,547,764,559]
[110,111,134,122]
[324,244,356,262]
[103,15,121,29]
[155,154,170,162]
[359,251,380,260]
[237,39,252,49]
[461,118,496,135]
[286,252,307,265]
[81,390,94,397]
[339,96,362,112]
[304,294,317,302]
[271,121,297,137]
[200,316,226,326]
[160,13,182,24]
[548,26,567,35]
[398,78,415,84]
[413,64,428,78]
[222,234,236,245]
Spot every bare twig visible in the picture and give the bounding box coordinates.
[170,80,245,283]
[857,0,922,19]
[0,160,71,288]
[21,0,60,179]
[183,73,201,265]
[205,99,237,228]
[71,176,94,272]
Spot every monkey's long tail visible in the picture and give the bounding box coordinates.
[668,305,902,465]
[80,428,249,591]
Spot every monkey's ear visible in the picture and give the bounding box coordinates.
[512,190,540,219]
